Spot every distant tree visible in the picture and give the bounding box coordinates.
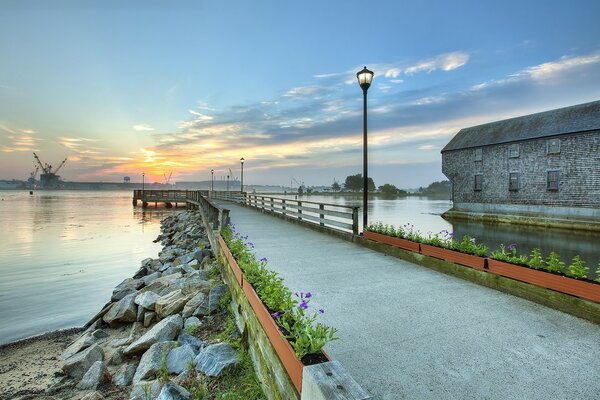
[344,174,375,192]
[306,187,313,194]
[298,185,304,195]
[417,180,452,197]
[331,180,341,192]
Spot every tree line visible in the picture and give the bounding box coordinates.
[330,174,451,197]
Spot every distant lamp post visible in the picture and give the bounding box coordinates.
[142,172,145,206]
[227,174,230,192]
[240,157,245,193]
[356,66,374,232]
[211,169,214,192]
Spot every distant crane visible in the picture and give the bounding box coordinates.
[33,152,67,188]
[163,171,173,185]
[27,165,40,187]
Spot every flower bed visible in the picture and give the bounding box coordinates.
[219,224,336,393]
[363,230,420,252]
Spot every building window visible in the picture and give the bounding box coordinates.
[547,138,561,154]
[474,148,482,161]
[474,174,482,191]
[547,170,559,191]
[509,143,520,158]
[509,172,519,191]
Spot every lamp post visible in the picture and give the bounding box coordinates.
[211,169,214,192]
[227,174,230,192]
[142,172,146,207]
[356,66,374,232]
[240,157,245,193]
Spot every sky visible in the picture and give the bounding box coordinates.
[1,0,600,189]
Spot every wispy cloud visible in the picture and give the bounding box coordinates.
[133,123,155,132]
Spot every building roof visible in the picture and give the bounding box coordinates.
[441,100,600,152]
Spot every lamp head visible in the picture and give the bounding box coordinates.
[356,66,374,91]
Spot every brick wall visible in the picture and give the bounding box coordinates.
[442,130,600,208]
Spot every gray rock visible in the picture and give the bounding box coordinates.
[192,297,210,317]
[112,278,144,301]
[176,253,194,266]
[76,360,107,390]
[133,267,148,279]
[130,380,163,400]
[174,369,195,385]
[142,271,162,285]
[191,249,205,263]
[137,303,145,322]
[81,392,105,400]
[176,274,211,296]
[62,329,105,360]
[159,262,173,272]
[108,348,124,365]
[177,333,204,353]
[208,284,229,314]
[138,280,168,295]
[187,259,199,269]
[113,363,137,386]
[180,263,196,275]
[158,285,180,297]
[124,314,183,355]
[194,343,238,377]
[63,343,104,379]
[157,382,192,400]
[166,344,197,374]
[144,311,156,328]
[182,292,207,318]
[103,293,138,326]
[112,321,142,347]
[155,290,191,318]
[184,316,201,330]
[135,291,161,310]
[132,341,177,384]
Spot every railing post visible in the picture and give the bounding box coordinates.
[282,199,286,215]
[270,197,274,212]
[319,204,325,227]
[298,201,302,221]
[261,196,265,210]
[352,207,359,235]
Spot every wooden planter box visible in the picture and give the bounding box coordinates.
[420,244,486,271]
[488,259,600,303]
[218,235,243,285]
[364,231,420,252]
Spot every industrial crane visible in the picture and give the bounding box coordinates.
[33,152,68,188]
[163,171,173,185]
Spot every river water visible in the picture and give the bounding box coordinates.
[1,190,598,345]
[0,190,175,345]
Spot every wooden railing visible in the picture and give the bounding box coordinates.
[211,190,245,203]
[185,191,228,231]
[133,189,188,202]
[243,194,359,235]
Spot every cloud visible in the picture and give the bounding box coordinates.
[418,144,438,150]
[133,123,155,132]
[384,68,401,78]
[516,53,600,81]
[404,51,470,75]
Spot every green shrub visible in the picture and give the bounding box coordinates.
[596,263,600,283]
[545,251,565,273]
[566,255,589,279]
[528,248,544,270]
[490,243,528,266]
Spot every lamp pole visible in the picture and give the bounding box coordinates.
[240,157,245,193]
[142,172,145,207]
[356,66,374,232]
[211,169,214,192]
[227,174,230,192]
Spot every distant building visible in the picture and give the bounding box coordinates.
[441,100,600,230]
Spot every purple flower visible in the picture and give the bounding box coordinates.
[305,292,312,298]
[507,243,517,251]
[260,257,268,263]
[318,308,325,314]
[271,312,279,318]
[299,300,308,310]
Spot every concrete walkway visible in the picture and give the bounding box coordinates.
[217,202,600,400]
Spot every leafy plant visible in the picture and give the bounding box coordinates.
[528,248,544,270]
[455,234,488,257]
[545,251,565,273]
[186,357,196,372]
[490,243,528,266]
[184,323,201,335]
[596,263,600,283]
[566,255,589,279]
[156,355,170,384]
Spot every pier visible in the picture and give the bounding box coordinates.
[133,189,600,398]
[132,189,189,208]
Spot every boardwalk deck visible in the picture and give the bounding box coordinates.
[214,200,600,400]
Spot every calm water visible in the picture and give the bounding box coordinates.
[279,194,600,276]
[0,190,176,345]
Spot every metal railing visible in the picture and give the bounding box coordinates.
[243,194,359,235]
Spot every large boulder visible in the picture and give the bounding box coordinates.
[135,291,161,311]
[124,314,183,355]
[113,363,137,386]
[63,343,104,379]
[166,344,197,374]
[175,274,211,296]
[194,343,238,377]
[142,271,162,286]
[103,293,137,326]
[62,329,107,360]
[76,360,107,390]
[157,382,192,400]
[132,341,178,384]
[130,380,163,400]
[208,284,229,314]
[111,278,144,302]
[177,333,204,353]
[155,290,191,318]
[182,292,207,318]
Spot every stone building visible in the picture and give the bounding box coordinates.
[441,100,600,230]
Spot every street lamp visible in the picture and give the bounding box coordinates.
[240,157,245,193]
[142,172,146,207]
[227,174,230,192]
[211,169,214,192]
[356,66,374,232]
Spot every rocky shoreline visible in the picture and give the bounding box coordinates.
[0,210,250,400]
